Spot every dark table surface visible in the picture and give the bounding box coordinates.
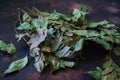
[0,0,120,80]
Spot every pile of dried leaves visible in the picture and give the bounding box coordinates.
[0,5,120,80]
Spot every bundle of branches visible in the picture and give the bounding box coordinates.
[3,5,120,79]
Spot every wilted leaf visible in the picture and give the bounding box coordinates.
[0,40,16,54]
[28,28,47,49]
[56,46,71,58]
[4,55,28,74]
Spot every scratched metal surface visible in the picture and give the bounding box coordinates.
[0,0,120,80]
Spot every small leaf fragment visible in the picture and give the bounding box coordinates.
[0,40,16,54]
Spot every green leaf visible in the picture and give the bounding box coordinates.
[0,40,16,54]
[4,55,28,74]
[80,5,88,13]
[113,47,120,56]
[95,20,116,29]
[6,44,16,54]
[72,9,82,22]
[89,38,111,50]
[17,22,33,30]
[87,21,99,28]
[71,5,87,23]
[63,61,75,67]
[87,67,103,80]
[32,17,48,29]
[71,30,100,37]
[49,10,61,20]
[73,38,84,51]
[102,23,116,29]
[99,20,108,25]
[87,20,116,29]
